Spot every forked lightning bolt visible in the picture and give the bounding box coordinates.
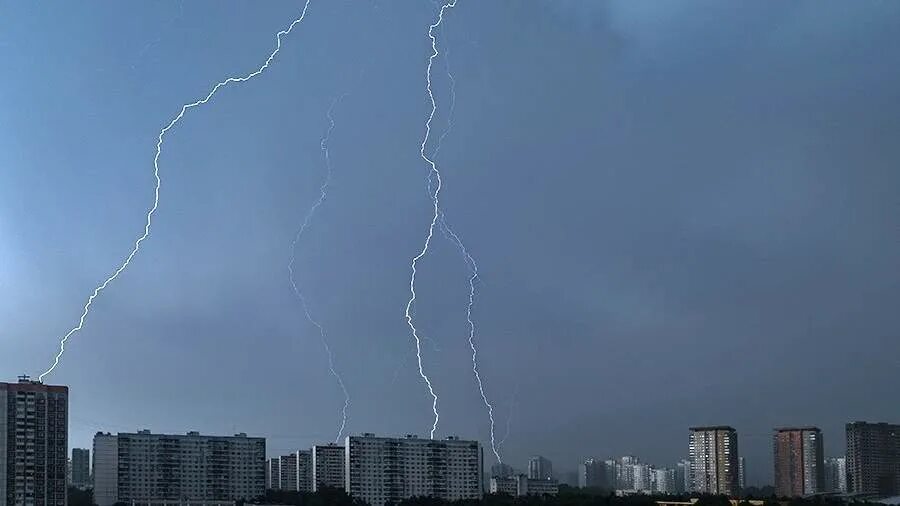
[429,31,502,462]
[405,0,457,439]
[287,96,350,443]
[39,0,313,382]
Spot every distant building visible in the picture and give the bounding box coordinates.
[528,456,553,480]
[654,468,676,494]
[773,427,824,497]
[739,457,746,491]
[618,456,639,490]
[92,430,265,506]
[689,426,740,496]
[846,421,900,496]
[604,459,619,489]
[344,434,483,506]
[72,448,91,490]
[267,458,281,490]
[579,459,606,488]
[675,459,691,493]
[0,378,69,506]
[312,444,345,491]
[633,463,652,493]
[490,474,558,496]
[491,463,514,478]
[279,451,311,492]
[824,457,847,493]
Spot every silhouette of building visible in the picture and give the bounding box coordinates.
[71,448,91,490]
[92,430,264,506]
[578,459,606,488]
[773,427,824,497]
[824,457,847,493]
[491,463,514,478]
[528,456,553,480]
[846,421,900,496]
[1,377,69,506]
[675,459,691,493]
[312,444,345,491]
[689,426,740,496]
[345,434,482,506]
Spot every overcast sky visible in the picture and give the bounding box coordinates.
[1,0,899,486]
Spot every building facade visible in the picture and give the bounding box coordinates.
[617,456,639,490]
[654,468,676,494]
[846,421,900,496]
[739,457,746,491]
[1,378,69,506]
[689,426,740,496]
[675,459,691,493]
[824,457,847,494]
[528,456,553,481]
[312,444,345,491]
[489,475,558,497]
[491,463,514,479]
[578,459,606,488]
[773,427,824,497]
[92,430,265,506]
[278,451,311,492]
[633,463,652,493]
[71,448,90,490]
[345,434,482,506]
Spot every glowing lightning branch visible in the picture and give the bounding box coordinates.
[287,96,350,443]
[39,0,313,382]
[428,28,502,463]
[405,0,457,440]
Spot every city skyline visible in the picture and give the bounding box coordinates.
[2,0,900,492]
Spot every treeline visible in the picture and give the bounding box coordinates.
[259,487,873,506]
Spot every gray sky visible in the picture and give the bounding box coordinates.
[1,0,898,486]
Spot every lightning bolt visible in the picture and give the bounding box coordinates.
[405,0,457,439]
[428,27,502,463]
[287,95,350,444]
[38,0,313,382]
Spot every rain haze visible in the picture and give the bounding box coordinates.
[1,0,898,487]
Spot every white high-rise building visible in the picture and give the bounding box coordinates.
[689,426,740,496]
[345,434,483,506]
[617,456,639,490]
[91,430,265,506]
[312,444,345,491]
[1,378,69,506]
[824,457,847,493]
[654,468,676,494]
[633,463,652,493]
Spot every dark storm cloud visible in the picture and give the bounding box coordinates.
[0,0,897,486]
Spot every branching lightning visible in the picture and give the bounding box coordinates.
[428,28,502,463]
[405,0,457,440]
[38,0,313,382]
[287,95,351,444]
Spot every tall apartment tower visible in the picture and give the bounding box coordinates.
[312,444,345,491]
[846,421,900,496]
[689,426,740,496]
[278,451,311,492]
[739,457,746,491]
[91,430,265,506]
[824,457,847,493]
[266,458,281,490]
[70,448,90,490]
[675,459,691,493]
[1,377,69,506]
[345,434,483,506]
[578,459,606,488]
[773,427,824,497]
[528,456,553,480]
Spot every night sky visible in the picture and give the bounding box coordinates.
[1,0,899,486]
